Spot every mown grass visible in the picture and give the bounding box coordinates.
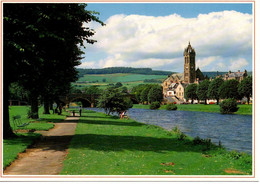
[77,73,165,83]
[132,104,252,115]
[61,110,252,175]
[3,133,41,168]
[3,106,70,169]
[9,106,69,131]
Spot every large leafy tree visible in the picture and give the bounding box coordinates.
[3,3,103,138]
[184,83,198,104]
[219,79,240,100]
[196,80,210,104]
[148,85,163,103]
[97,87,133,115]
[238,76,252,104]
[207,77,224,105]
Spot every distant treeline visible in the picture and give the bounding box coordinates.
[202,71,252,79]
[202,72,227,79]
[77,67,174,77]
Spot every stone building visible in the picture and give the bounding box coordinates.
[218,70,248,82]
[162,42,202,103]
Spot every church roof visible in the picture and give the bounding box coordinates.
[171,73,184,80]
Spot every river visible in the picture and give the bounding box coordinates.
[86,108,252,154]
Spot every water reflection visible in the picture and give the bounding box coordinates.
[87,108,252,154]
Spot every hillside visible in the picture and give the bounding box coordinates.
[77,67,174,77]
[73,73,166,89]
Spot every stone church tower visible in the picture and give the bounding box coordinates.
[183,42,196,83]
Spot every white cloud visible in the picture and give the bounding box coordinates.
[80,10,252,71]
[229,58,249,71]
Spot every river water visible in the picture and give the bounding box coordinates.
[86,108,252,154]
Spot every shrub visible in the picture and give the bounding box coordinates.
[177,132,187,141]
[166,103,178,110]
[150,101,160,110]
[219,98,239,114]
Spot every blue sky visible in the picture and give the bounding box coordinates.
[80,3,253,72]
[86,3,252,20]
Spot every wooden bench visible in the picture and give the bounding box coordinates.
[13,115,29,131]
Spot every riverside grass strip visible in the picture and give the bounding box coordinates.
[61,110,252,175]
[133,104,252,115]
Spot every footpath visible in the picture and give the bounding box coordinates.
[4,115,79,175]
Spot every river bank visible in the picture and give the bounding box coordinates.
[132,104,252,115]
[61,109,252,175]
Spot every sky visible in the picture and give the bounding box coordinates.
[79,3,253,72]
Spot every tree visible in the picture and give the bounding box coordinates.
[207,78,224,105]
[219,79,240,100]
[115,82,123,88]
[184,83,198,104]
[97,87,132,115]
[84,86,102,95]
[238,76,252,104]
[140,86,152,104]
[197,80,210,104]
[148,85,163,103]
[3,4,103,138]
[131,84,148,103]
[220,98,239,114]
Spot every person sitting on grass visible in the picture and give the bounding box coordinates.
[121,111,129,120]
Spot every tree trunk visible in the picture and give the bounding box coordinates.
[247,95,250,105]
[43,97,50,114]
[30,95,39,119]
[216,98,219,105]
[3,80,16,139]
[204,99,207,105]
[191,99,194,104]
[49,101,53,110]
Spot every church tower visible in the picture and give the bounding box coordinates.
[183,42,196,83]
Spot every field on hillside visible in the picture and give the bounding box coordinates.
[74,73,167,89]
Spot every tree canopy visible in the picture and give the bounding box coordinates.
[196,80,210,104]
[4,3,103,138]
[97,87,133,115]
[219,79,240,100]
[238,76,252,104]
[207,77,224,105]
[184,83,198,104]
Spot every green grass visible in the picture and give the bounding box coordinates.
[61,110,252,175]
[9,106,69,131]
[3,133,41,168]
[132,104,252,115]
[3,106,70,169]
[73,73,165,90]
[78,73,166,83]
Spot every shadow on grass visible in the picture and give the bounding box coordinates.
[4,133,41,145]
[78,119,143,127]
[67,133,215,153]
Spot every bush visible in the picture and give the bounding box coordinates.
[219,98,239,114]
[150,101,160,110]
[166,103,178,110]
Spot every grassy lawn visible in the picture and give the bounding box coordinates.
[132,104,252,115]
[3,106,70,169]
[61,110,252,175]
[78,73,166,83]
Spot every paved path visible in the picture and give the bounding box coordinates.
[4,116,79,175]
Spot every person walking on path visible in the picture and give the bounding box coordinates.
[79,106,82,117]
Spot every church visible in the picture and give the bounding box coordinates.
[162,42,204,103]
